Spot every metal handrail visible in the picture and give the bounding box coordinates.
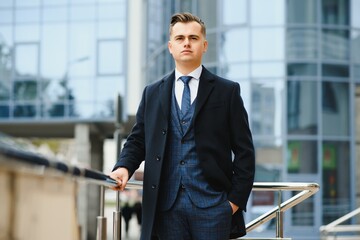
[118,181,320,239]
[319,207,360,239]
[0,138,320,240]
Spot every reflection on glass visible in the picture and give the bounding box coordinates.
[223,0,247,25]
[68,79,93,101]
[15,8,40,23]
[15,44,38,76]
[287,140,317,173]
[252,28,284,60]
[322,0,349,25]
[0,10,12,24]
[251,0,284,26]
[203,33,217,64]
[14,103,37,118]
[352,30,360,63]
[322,29,349,61]
[292,195,314,226]
[251,62,285,78]
[252,81,284,138]
[322,82,349,136]
[98,40,123,75]
[71,101,94,118]
[287,0,317,24]
[14,80,38,100]
[220,29,249,62]
[287,63,317,77]
[94,102,115,118]
[322,64,349,77]
[222,63,249,80]
[354,65,360,79]
[41,24,67,78]
[287,81,317,135]
[198,0,217,29]
[0,105,10,118]
[287,28,317,60]
[0,82,10,100]
[96,76,125,102]
[322,141,350,224]
[352,0,360,28]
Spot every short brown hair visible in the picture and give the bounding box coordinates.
[169,12,206,37]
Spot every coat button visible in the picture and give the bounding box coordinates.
[180,160,185,165]
[151,184,156,189]
[156,156,161,161]
[162,129,167,135]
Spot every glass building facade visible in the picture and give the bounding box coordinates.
[0,0,127,120]
[145,0,360,238]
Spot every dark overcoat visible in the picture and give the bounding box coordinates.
[114,66,255,239]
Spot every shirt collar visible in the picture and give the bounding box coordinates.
[175,65,202,82]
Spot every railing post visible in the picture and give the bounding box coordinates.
[113,191,122,240]
[96,186,107,240]
[276,190,283,238]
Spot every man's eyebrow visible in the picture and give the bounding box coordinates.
[173,34,200,38]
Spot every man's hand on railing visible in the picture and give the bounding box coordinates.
[109,167,129,191]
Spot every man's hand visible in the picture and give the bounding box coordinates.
[109,167,129,191]
[229,201,239,215]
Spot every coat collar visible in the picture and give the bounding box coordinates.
[159,66,215,123]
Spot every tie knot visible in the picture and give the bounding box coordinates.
[180,76,192,85]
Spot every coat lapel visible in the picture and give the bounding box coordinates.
[159,71,175,121]
[193,67,215,121]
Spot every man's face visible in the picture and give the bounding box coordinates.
[168,21,208,68]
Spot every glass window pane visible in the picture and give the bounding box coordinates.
[96,76,125,102]
[15,8,40,23]
[0,10,13,24]
[97,40,123,75]
[13,103,37,118]
[0,0,13,8]
[322,64,349,78]
[252,28,284,61]
[198,0,217,29]
[0,105,10,118]
[287,140,317,173]
[68,79,94,101]
[16,0,40,7]
[222,63,249,80]
[69,23,94,77]
[322,82,349,136]
[43,0,68,6]
[14,80,38,100]
[287,0,317,24]
[287,28,318,60]
[251,80,284,137]
[43,7,68,22]
[15,25,40,41]
[352,30,360,63]
[15,44,39,76]
[41,24,67,79]
[251,0,285,26]
[322,0,349,25]
[97,21,126,39]
[94,102,115,118]
[292,195,315,226]
[287,81,318,135]
[70,5,96,21]
[98,3,126,20]
[220,28,249,62]
[71,101,94,118]
[322,141,350,224]
[352,0,360,28]
[203,32,217,64]
[322,29,349,61]
[287,63,317,77]
[0,82,10,100]
[251,62,285,78]
[223,0,247,25]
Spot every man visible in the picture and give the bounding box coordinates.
[110,12,255,240]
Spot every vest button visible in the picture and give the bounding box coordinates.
[181,120,186,125]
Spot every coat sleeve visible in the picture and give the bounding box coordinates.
[113,87,147,176]
[227,83,255,211]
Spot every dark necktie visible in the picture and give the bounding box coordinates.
[180,76,192,114]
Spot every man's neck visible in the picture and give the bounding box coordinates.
[175,63,201,75]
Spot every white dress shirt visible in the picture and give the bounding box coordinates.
[174,65,202,110]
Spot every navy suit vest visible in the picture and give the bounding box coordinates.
[158,86,226,211]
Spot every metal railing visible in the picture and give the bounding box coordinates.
[319,207,360,240]
[0,134,320,240]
